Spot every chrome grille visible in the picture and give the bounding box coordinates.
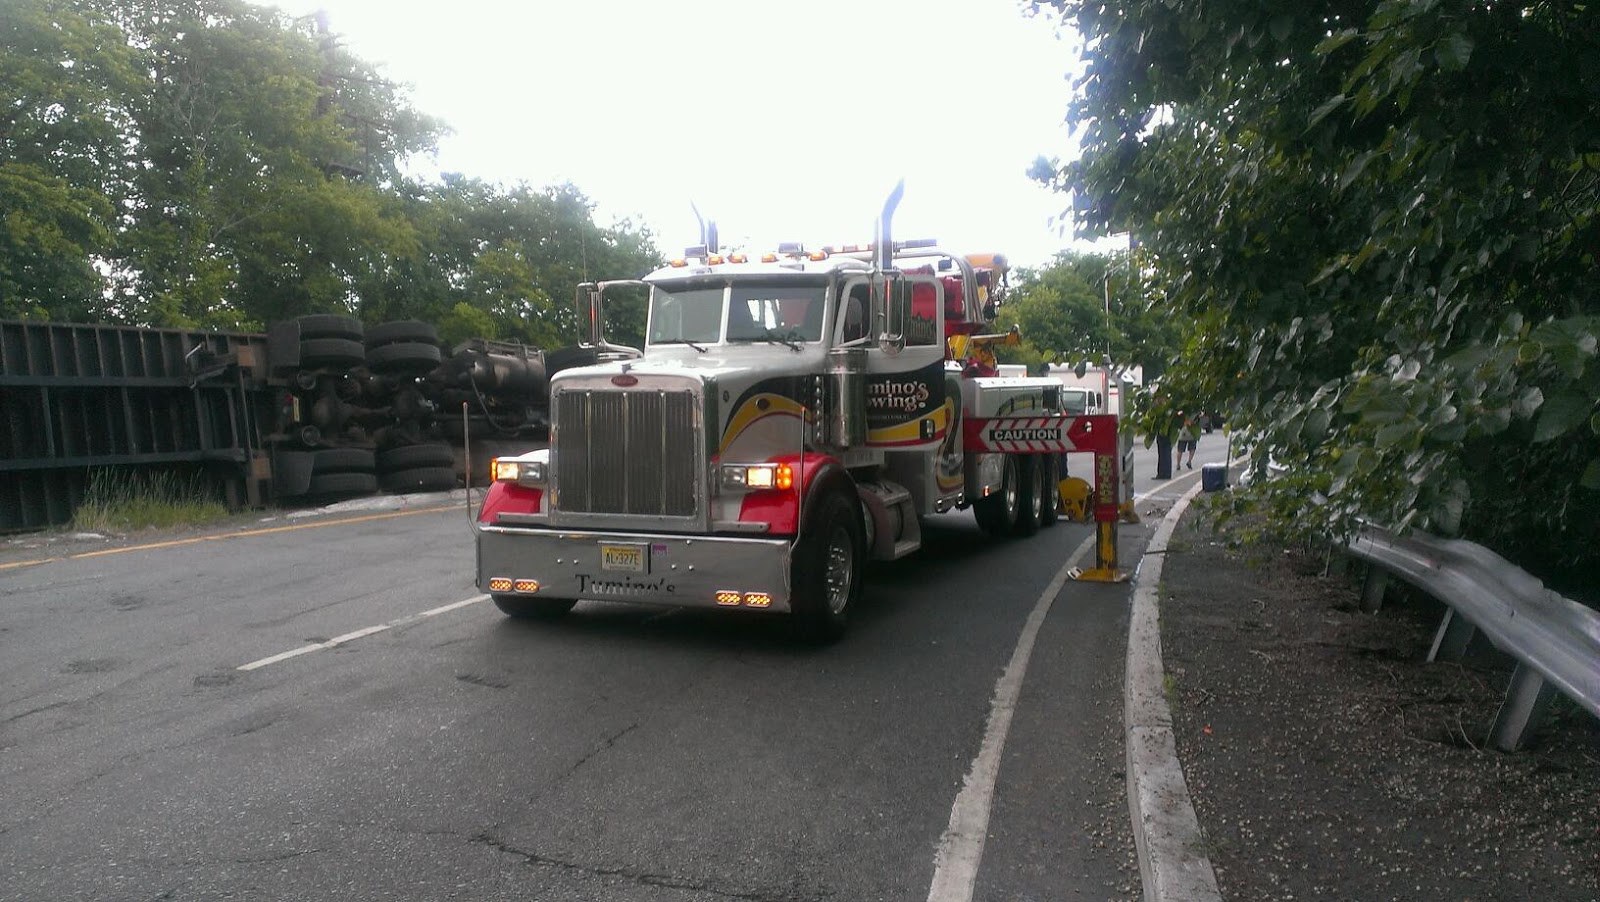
[555,389,698,516]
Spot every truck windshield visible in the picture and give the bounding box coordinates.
[647,287,724,346]
[647,281,828,346]
[1062,389,1090,415]
[725,284,826,344]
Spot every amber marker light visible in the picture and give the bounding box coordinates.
[743,592,772,608]
[488,577,513,592]
[514,579,540,593]
[715,590,742,606]
[774,463,793,491]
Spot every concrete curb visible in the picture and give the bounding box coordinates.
[1125,481,1223,902]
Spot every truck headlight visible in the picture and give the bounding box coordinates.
[719,463,793,491]
[492,458,547,487]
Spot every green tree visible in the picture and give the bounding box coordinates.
[1036,0,1600,584]
[0,0,139,319]
[358,177,659,348]
[999,249,1181,381]
[113,0,443,329]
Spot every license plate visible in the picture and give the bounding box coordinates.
[600,544,647,573]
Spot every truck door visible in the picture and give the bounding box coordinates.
[853,272,947,450]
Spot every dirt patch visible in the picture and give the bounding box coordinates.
[1159,499,1599,901]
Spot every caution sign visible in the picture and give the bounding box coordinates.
[964,413,1119,454]
[965,416,1075,452]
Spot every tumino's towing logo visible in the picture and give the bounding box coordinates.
[867,377,931,413]
[576,574,677,596]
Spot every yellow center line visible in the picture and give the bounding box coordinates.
[0,505,457,571]
[0,556,63,572]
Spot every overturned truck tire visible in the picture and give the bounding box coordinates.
[365,319,439,348]
[380,466,457,493]
[376,443,455,472]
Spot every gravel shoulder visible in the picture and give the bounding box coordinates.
[1159,497,1599,901]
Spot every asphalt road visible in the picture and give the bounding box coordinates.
[0,433,1232,901]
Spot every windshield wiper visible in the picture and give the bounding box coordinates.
[656,338,709,352]
[755,328,804,351]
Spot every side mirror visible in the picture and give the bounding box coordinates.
[576,283,602,348]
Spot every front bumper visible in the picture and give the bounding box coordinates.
[476,525,795,613]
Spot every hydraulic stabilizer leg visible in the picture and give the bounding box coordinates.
[1071,418,1130,583]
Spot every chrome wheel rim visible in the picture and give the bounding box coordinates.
[1029,463,1044,521]
[1004,460,1019,516]
[824,525,854,616]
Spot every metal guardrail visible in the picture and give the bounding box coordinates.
[1346,525,1600,751]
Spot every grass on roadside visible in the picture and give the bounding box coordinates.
[72,467,231,533]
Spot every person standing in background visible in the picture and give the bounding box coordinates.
[1176,411,1199,470]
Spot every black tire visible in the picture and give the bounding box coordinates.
[365,320,439,348]
[973,455,1021,537]
[366,341,442,374]
[311,447,375,474]
[492,594,577,620]
[380,466,457,493]
[790,489,865,643]
[296,314,364,342]
[377,442,455,472]
[1038,455,1060,528]
[299,337,366,369]
[306,471,378,496]
[1013,455,1044,537]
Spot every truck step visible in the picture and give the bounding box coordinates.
[889,537,922,560]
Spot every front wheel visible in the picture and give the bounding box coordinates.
[491,594,576,620]
[790,490,865,643]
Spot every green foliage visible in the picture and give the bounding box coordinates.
[1038,0,1600,584]
[0,0,661,348]
[436,302,497,348]
[1000,249,1183,379]
[0,163,114,320]
[0,0,140,320]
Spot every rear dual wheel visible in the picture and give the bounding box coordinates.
[977,454,1058,537]
[1013,455,1046,537]
[974,455,1021,536]
[1038,455,1060,529]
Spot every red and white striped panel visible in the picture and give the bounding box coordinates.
[963,413,1121,454]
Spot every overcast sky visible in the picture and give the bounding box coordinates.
[272,0,1110,269]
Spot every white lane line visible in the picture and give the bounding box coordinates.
[926,531,1098,902]
[237,594,489,672]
